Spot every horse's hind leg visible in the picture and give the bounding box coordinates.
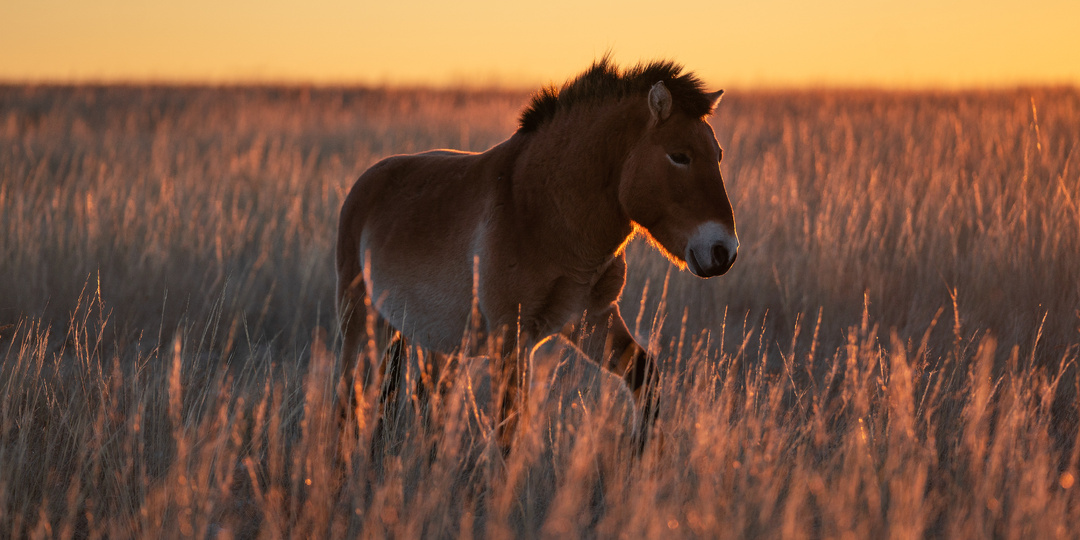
[371,343,453,465]
[370,332,407,461]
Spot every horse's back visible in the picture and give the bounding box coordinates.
[338,148,499,351]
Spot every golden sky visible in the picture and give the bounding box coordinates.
[2,0,1078,88]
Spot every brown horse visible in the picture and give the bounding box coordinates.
[336,58,737,447]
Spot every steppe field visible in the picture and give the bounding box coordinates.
[1,83,1079,538]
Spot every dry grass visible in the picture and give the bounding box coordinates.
[1,83,1078,538]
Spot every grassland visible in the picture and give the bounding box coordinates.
[1,83,1078,538]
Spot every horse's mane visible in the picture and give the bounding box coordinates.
[517,57,715,133]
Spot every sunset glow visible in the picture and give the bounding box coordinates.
[2,0,1079,88]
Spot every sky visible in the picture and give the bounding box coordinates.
[2,0,1078,89]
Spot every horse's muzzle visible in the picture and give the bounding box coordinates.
[685,222,739,278]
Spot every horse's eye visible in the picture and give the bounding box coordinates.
[668,152,691,166]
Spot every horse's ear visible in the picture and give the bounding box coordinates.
[708,89,725,111]
[649,81,672,122]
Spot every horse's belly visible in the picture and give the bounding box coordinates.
[355,192,486,353]
[367,266,473,353]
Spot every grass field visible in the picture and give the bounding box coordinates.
[1,83,1078,538]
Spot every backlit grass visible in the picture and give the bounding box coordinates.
[1,83,1078,538]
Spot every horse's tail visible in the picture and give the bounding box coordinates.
[336,188,371,411]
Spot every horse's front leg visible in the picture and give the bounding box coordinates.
[577,306,657,404]
[574,254,661,439]
[570,295,660,453]
[593,310,659,449]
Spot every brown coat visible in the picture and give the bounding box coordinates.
[336,60,737,445]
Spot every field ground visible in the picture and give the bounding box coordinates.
[1,84,1079,538]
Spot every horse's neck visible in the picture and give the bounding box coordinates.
[510,101,646,265]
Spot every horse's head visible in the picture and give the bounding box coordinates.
[619,81,738,278]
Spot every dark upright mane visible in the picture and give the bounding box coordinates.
[517,57,715,133]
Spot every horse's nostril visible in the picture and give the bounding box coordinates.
[712,243,732,268]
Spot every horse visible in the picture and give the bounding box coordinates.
[336,58,738,450]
